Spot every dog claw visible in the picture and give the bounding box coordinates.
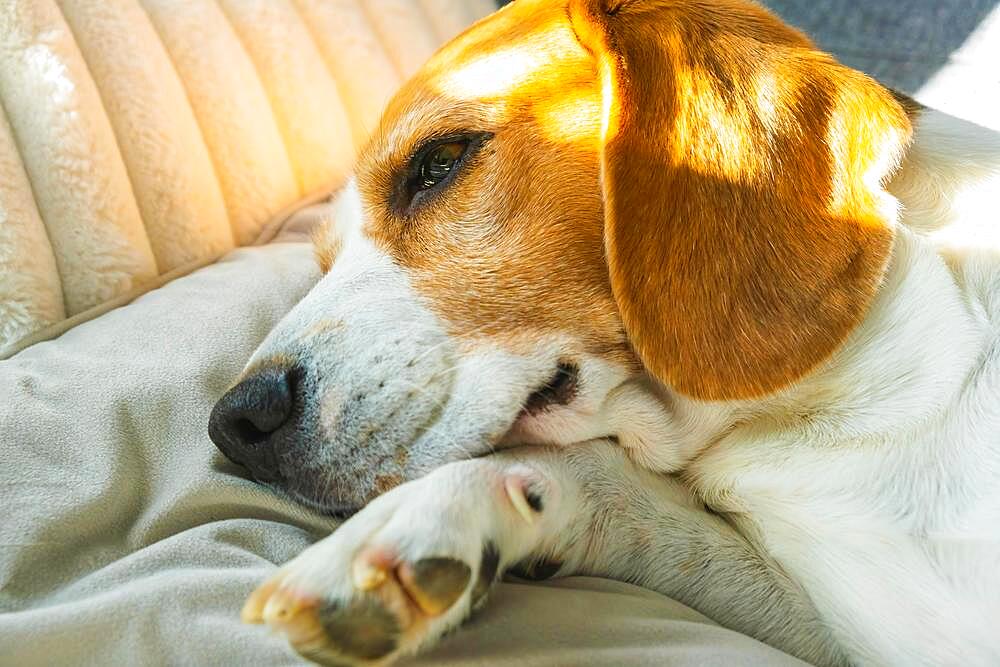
[504,476,537,525]
[352,559,389,591]
[262,588,318,625]
[242,578,280,624]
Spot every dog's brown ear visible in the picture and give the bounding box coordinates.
[569,0,912,400]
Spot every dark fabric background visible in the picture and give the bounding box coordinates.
[757,0,996,93]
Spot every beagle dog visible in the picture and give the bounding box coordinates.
[208,0,1000,665]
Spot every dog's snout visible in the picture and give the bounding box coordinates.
[209,365,298,482]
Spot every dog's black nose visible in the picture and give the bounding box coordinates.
[209,366,297,482]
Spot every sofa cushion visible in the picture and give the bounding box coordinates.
[0,0,494,350]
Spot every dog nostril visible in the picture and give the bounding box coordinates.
[523,360,580,415]
[234,418,269,446]
[208,365,299,480]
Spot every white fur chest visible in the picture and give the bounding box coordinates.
[686,392,1000,664]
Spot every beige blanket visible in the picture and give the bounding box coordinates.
[0,224,803,666]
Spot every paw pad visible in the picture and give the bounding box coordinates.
[317,597,401,661]
[398,557,472,616]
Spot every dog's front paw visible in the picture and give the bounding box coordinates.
[241,458,557,666]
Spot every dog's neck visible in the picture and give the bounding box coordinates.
[771,228,987,438]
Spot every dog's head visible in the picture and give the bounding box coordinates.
[209,0,911,513]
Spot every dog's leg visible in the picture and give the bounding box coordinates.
[244,440,845,666]
[545,443,849,667]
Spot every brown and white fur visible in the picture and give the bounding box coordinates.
[208,1,1000,665]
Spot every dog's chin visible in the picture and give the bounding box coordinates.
[267,482,363,520]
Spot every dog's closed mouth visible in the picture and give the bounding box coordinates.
[522,360,580,416]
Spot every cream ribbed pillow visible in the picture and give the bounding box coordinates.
[0,0,496,355]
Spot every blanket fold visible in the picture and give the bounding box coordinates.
[0,227,805,667]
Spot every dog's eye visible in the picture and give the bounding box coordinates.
[397,132,492,215]
[418,141,466,191]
